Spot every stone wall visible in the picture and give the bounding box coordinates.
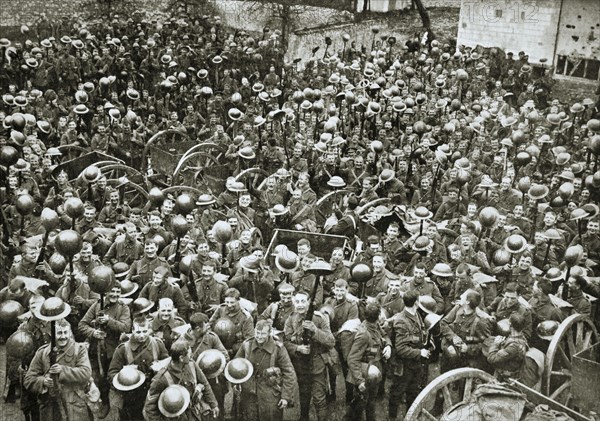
[286,7,460,65]
[457,0,562,65]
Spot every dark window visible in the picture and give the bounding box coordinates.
[496,9,503,18]
[555,55,600,80]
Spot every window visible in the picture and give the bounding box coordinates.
[555,55,600,81]
[495,9,503,18]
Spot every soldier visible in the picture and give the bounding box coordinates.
[377,278,405,318]
[402,263,444,313]
[488,281,533,339]
[56,269,100,332]
[193,261,228,314]
[388,290,431,420]
[126,238,171,287]
[151,298,186,351]
[139,266,188,317]
[74,204,101,235]
[143,340,219,420]
[184,312,229,419]
[486,312,529,382]
[511,253,536,300]
[347,301,391,420]
[364,253,398,298]
[229,251,276,313]
[24,319,93,421]
[260,283,296,332]
[323,247,351,297]
[103,222,144,265]
[528,279,565,329]
[565,275,592,317]
[290,254,323,306]
[71,241,102,281]
[209,288,254,355]
[235,319,297,421]
[9,295,50,417]
[324,279,359,403]
[79,281,131,406]
[440,289,492,372]
[106,316,169,420]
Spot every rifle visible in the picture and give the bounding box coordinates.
[49,322,69,419]
[301,274,321,357]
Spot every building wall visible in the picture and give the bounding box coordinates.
[456,0,562,65]
[555,0,600,60]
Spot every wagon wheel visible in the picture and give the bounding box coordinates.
[172,152,220,184]
[405,368,496,421]
[106,179,149,208]
[86,163,145,184]
[236,167,269,192]
[315,189,350,226]
[141,130,192,172]
[57,145,88,161]
[543,314,598,406]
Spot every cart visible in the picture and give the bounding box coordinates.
[406,314,599,421]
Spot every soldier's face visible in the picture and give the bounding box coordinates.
[84,208,96,221]
[388,281,401,296]
[280,291,293,304]
[334,285,347,300]
[80,246,93,262]
[414,267,426,280]
[55,324,72,349]
[331,249,343,263]
[132,323,151,342]
[145,243,158,257]
[518,256,531,270]
[152,271,166,286]
[504,292,518,307]
[201,265,214,279]
[107,287,121,304]
[293,294,308,313]
[372,256,385,272]
[588,222,599,235]
[254,326,270,344]
[224,297,238,312]
[158,303,173,320]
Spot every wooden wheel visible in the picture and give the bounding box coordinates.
[106,179,148,207]
[405,368,495,421]
[543,314,598,406]
[57,145,87,161]
[172,152,220,183]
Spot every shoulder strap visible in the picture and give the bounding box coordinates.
[188,361,197,384]
[270,303,279,320]
[150,337,159,361]
[243,340,251,358]
[125,342,135,365]
[270,342,279,368]
[163,370,175,386]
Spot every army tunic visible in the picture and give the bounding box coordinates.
[194,277,228,313]
[259,301,295,332]
[567,290,591,317]
[441,306,491,369]
[103,236,144,265]
[235,337,297,421]
[210,305,254,354]
[377,291,405,318]
[107,336,169,415]
[402,277,444,313]
[151,314,186,351]
[144,361,218,421]
[79,300,132,357]
[126,255,170,285]
[487,333,528,381]
[24,340,93,421]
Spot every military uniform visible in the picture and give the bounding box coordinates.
[487,333,528,381]
[143,360,218,421]
[185,330,229,420]
[290,271,323,306]
[194,277,228,314]
[324,296,360,403]
[567,290,591,317]
[229,267,275,313]
[24,340,93,421]
[441,306,492,371]
[377,291,405,318]
[151,314,186,351]
[284,311,335,421]
[56,278,100,329]
[235,337,297,421]
[363,270,397,298]
[103,236,144,265]
[492,299,533,339]
[347,320,390,420]
[139,281,188,317]
[210,305,254,355]
[260,301,295,332]
[107,336,168,420]
[388,309,428,419]
[126,255,170,287]
[402,277,444,313]
[323,262,351,297]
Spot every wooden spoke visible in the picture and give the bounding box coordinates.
[405,368,495,421]
[442,385,453,412]
[421,409,437,421]
[463,378,473,402]
[549,381,572,404]
[543,314,598,398]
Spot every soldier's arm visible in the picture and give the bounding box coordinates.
[272,343,295,403]
[348,302,359,320]
[487,341,521,366]
[347,329,369,385]
[393,318,422,360]
[82,288,101,309]
[102,242,118,265]
[78,302,98,339]
[312,314,335,348]
[258,303,274,321]
[143,375,168,421]
[24,349,48,394]
[283,317,299,356]
[195,363,218,409]
[106,305,131,335]
[241,313,255,341]
[172,287,188,318]
[107,346,125,381]
[431,284,444,314]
